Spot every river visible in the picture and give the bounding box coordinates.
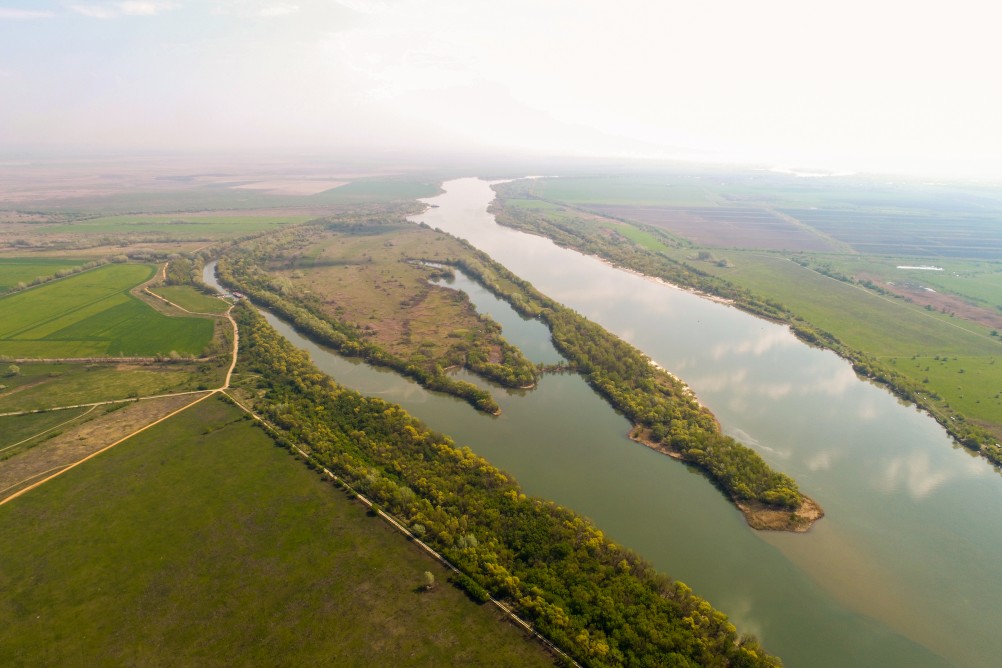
[206,178,1002,667]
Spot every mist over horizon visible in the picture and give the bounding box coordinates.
[2,0,1001,182]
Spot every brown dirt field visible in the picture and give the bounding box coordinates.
[862,272,1002,330]
[0,394,204,502]
[588,204,841,252]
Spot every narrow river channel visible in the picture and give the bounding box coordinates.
[207,178,1002,667]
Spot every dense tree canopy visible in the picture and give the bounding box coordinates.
[233,303,783,667]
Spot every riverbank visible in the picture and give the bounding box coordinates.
[489,189,1002,471]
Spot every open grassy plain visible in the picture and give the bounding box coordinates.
[0,258,90,291]
[149,284,230,313]
[0,394,202,503]
[0,263,213,358]
[0,396,555,666]
[40,213,315,239]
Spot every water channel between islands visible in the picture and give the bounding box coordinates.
[207,177,1002,667]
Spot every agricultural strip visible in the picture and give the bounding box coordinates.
[0,396,556,667]
[40,214,315,239]
[0,263,213,358]
[0,257,89,291]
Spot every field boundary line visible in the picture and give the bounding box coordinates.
[0,464,72,497]
[0,393,211,507]
[0,389,215,418]
[0,405,97,454]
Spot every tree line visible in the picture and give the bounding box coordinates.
[232,303,783,667]
[432,241,806,512]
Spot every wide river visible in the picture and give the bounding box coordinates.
[209,178,1002,667]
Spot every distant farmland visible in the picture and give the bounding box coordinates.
[780,209,1002,258]
[39,213,315,239]
[588,204,841,252]
[0,264,213,357]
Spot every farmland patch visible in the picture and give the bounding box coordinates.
[0,264,213,358]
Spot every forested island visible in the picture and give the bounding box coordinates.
[215,211,819,531]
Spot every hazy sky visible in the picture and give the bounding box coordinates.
[1,0,999,179]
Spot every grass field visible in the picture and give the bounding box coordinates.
[525,175,722,206]
[0,264,213,357]
[150,285,230,313]
[0,258,89,291]
[0,362,217,413]
[41,214,315,238]
[670,250,1002,429]
[0,397,554,666]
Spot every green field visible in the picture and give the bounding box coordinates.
[0,363,216,413]
[0,264,213,357]
[27,179,441,217]
[678,251,1002,426]
[0,397,554,666]
[42,214,315,238]
[150,285,230,313]
[0,258,90,291]
[814,255,1002,314]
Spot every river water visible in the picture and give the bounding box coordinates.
[206,178,1002,667]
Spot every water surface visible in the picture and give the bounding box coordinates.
[207,177,1002,667]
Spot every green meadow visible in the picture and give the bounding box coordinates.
[0,264,213,358]
[150,285,230,313]
[0,258,89,291]
[0,397,553,667]
[674,250,1002,429]
[42,214,315,238]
